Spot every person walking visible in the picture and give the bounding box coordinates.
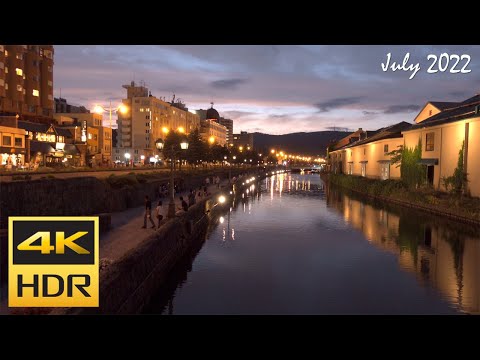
[155,200,164,228]
[178,196,189,212]
[142,195,156,229]
[188,189,196,207]
[216,175,220,189]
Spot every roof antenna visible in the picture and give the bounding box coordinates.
[210,101,214,108]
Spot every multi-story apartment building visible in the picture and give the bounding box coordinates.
[219,117,233,145]
[200,119,227,146]
[0,45,54,120]
[115,81,200,163]
[232,131,254,150]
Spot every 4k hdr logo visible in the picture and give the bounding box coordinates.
[8,217,99,307]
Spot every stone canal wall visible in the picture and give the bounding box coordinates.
[55,171,267,315]
[323,172,480,226]
[0,169,242,229]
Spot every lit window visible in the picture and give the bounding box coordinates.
[14,137,23,147]
[88,133,92,140]
[16,53,23,60]
[0,45,3,52]
[48,80,52,86]
[32,89,39,97]
[384,144,389,153]
[140,108,144,112]
[5,83,8,90]
[5,50,8,56]
[17,84,22,92]
[0,79,4,87]
[22,88,25,95]
[48,66,52,72]
[5,67,8,73]
[0,62,3,69]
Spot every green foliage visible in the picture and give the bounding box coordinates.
[400,139,425,188]
[185,129,207,165]
[105,173,138,188]
[386,145,403,168]
[441,141,467,195]
[163,131,183,160]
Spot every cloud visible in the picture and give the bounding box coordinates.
[314,97,364,112]
[210,78,248,90]
[222,110,256,118]
[383,104,421,114]
[362,111,378,116]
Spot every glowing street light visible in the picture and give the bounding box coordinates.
[162,127,169,135]
[177,126,185,133]
[271,149,275,154]
[239,146,243,151]
[93,102,128,129]
[209,136,215,144]
[218,195,226,204]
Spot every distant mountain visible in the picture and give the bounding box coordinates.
[253,131,351,156]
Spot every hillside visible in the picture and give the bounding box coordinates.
[253,131,351,156]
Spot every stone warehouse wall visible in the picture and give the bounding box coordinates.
[0,169,241,228]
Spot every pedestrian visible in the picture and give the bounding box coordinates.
[188,189,195,207]
[205,177,210,185]
[216,175,220,189]
[142,195,156,229]
[178,196,189,212]
[203,185,208,196]
[155,200,164,228]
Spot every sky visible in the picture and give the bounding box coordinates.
[54,45,480,135]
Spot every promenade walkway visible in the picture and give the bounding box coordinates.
[100,179,231,262]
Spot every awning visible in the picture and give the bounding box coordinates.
[377,160,391,164]
[347,161,354,163]
[29,141,55,154]
[360,160,368,163]
[418,158,439,165]
[64,144,80,155]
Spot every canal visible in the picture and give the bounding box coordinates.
[143,173,480,315]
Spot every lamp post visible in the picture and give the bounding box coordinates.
[155,137,189,218]
[124,152,131,167]
[93,102,128,129]
[140,154,145,166]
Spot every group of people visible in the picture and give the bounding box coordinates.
[205,176,221,189]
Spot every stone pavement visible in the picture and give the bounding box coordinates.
[100,179,231,262]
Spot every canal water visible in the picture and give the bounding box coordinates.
[143,173,480,315]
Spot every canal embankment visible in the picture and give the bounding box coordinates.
[48,169,270,315]
[322,173,480,226]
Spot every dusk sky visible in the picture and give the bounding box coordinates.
[55,45,480,134]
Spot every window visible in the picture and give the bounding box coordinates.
[348,163,353,175]
[384,144,388,153]
[32,89,39,97]
[134,149,139,154]
[140,108,144,112]
[17,84,22,92]
[105,145,108,151]
[3,136,11,146]
[14,137,23,147]
[32,75,39,82]
[5,66,8,73]
[22,88,25,95]
[33,60,38,67]
[145,129,150,134]
[146,115,150,120]
[0,79,4,87]
[48,80,53,86]
[429,109,433,116]
[88,133,92,140]
[44,50,53,59]
[145,122,149,126]
[48,66,52,72]
[5,83,8,90]
[115,149,119,154]
[0,45,3,52]
[48,94,53,100]
[146,108,150,112]
[5,50,8,56]
[0,62,3,69]
[426,132,435,151]
[363,148,366,155]
[16,53,23,60]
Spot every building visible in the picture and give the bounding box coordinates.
[54,97,89,114]
[0,45,54,121]
[219,117,233,145]
[329,122,411,179]
[200,119,227,146]
[232,131,254,150]
[0,116,27,169]
[54,111,112,166]
[17,120,81,167]
[116,81,200,163]
[402,94,480,197]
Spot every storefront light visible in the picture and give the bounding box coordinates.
[56,142,65,150]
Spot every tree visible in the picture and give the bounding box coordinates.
[163,131,182,169]
[185,129,206,166]
[386,145,403,168]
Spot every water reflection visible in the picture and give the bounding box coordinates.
[326,185,480,314]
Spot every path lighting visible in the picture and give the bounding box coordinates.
[233,156,236,160]
[93,102,129,129]
[271,149,275,154]
[220,217,225,224]
[218,195,226,204]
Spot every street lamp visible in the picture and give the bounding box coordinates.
[124,152,131,167]
[140,154,145,165]
[93,102,128,129]
[156,136,189,218]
